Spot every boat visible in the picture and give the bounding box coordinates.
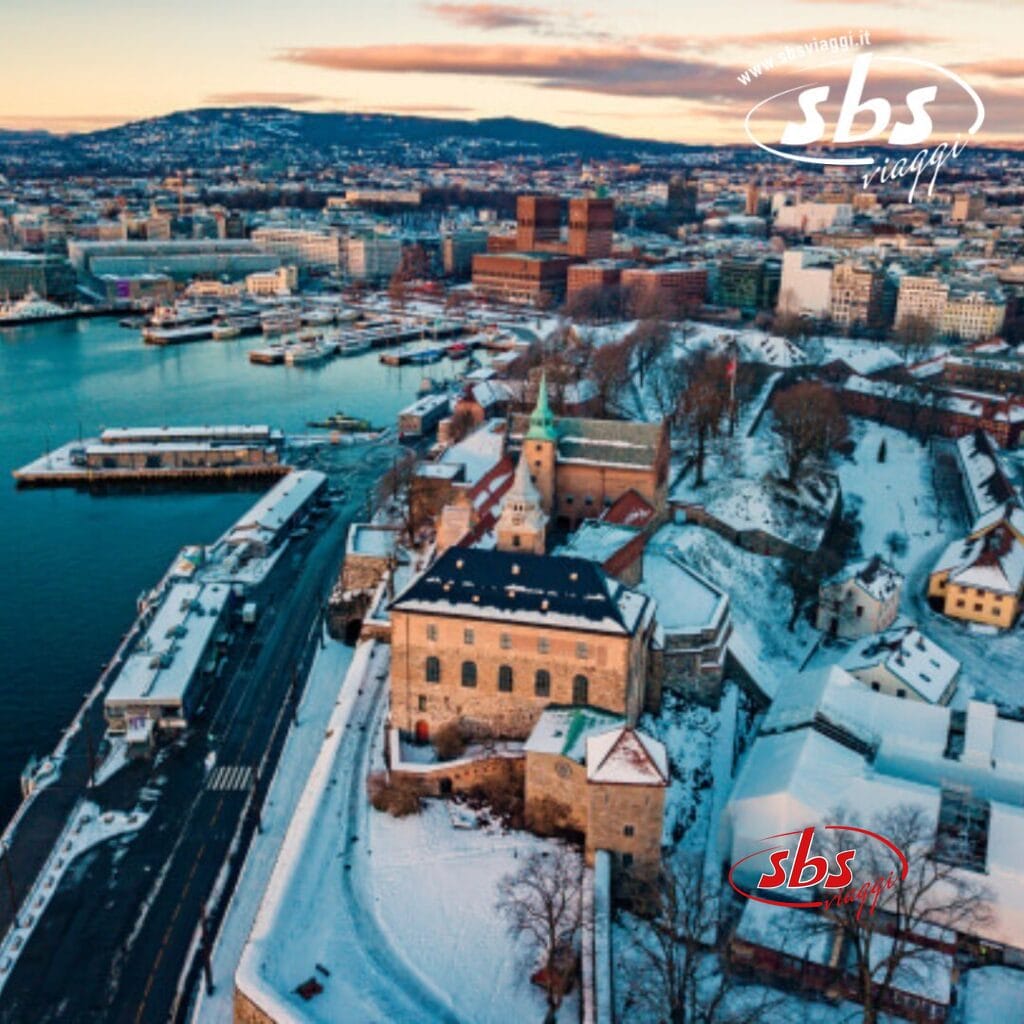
[212,324,240,340]
[0,290,69,325]
[143,323,215,345]
[212,314,261,339]
[285,341,333,366]
[261,310,302,335]
[445,340,471,359]
[336,337,371,357]
[249,346,286,365]
[148,303,217,329]
[407,346,445,365]
[301,308,335,326]
[307,411,374,432]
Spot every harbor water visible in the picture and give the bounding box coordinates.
[0,317,446,823]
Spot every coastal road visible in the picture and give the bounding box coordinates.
[0,439,401,1023]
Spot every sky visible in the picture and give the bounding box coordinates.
[1,0,1022,145]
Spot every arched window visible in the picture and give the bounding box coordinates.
[425,656,441,683]
[534,669,551,698]
[461,661,477,688]
[572,674,589,706]
[498,665,514,693]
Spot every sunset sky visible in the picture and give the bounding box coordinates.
[3,0,1022,144]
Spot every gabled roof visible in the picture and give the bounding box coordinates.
[390,547,652,635]
[586,727,668,786]
[509,412,664,470]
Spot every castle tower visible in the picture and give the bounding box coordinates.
[495,453,549,554]
[523,371,558,516]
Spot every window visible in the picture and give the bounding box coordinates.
[974,604,983,613]
[584,496,594,507]
[572,674,589,705]
[425,657,441,683]
[464,628,475,645]
[461,661,477,687]
[535,669,551,697]
[498,665,514,693]
[871,682,881,692]
[623,824,634,837]
[426,624,438,642]
[417,696,427,711]
[576,642,589,660]
[622,853,634,868]
[956,599,965,608]
[565,495,574,505]
[855,605,864,618]
[512,535,521,548]
[538,637,550,654]
[499,633,512,650]
[897,688,906,698]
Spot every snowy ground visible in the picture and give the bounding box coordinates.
[0,800,149,994]
[192,633,355,1023]
[370,802,576,1024]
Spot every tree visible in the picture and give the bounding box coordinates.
[676,351,731,487]
[589,339,633,416]
[375,449,420,543]
[626,317,671,389]
[496,847,582,1022]
[894,314,935,361]
[628,853,782,1024]
[877,438,887,463]
[801,803,993,1024]
[772,381,849,484]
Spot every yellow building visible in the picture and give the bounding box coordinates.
[928,508,1024,629]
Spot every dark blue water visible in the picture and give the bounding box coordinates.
[0,318,432,822]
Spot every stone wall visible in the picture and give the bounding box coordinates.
[524,751,587,832]
[390,747,524,798]
[233,988,276,1024]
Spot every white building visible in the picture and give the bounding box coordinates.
[777,248,835,318]
[816,556,902,639]
[346,235,402,282]
[723,667,1024,952]
[251,226,341,271]
[225,469,327,556]
[104,581,231,737]
[245,265,297,296]
[774,202,853,235]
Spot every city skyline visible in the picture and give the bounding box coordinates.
[5,0,1024,145]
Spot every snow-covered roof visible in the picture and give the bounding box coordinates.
[841,623,959,703]
[439,418,506,486]
[638,550,728,635]
[553,521,640,566]
[525,707,624,763]
[586,727,668,786]
[955,430,1018,524]
[228,470,326,538]
[937,524,1024,596]
[824,555,902,603]
[346,524,401,559]
[105,581,230,708]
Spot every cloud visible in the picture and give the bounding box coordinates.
[0,113,133,132]
[204,91,335,105]
[425,3,548,30]
[367,103,475,113]
[953,59,1024,79]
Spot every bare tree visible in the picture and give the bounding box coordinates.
[628,853,782,1024]
[772,380,849,484]
[375,449,420,542]
[894,314,935,361]
[676,351,731,487]
[626,317,671,389]
[802,803,993,1024]
[589,339,633,416]
[496,847,582,1022]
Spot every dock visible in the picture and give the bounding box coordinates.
[12,424,290,488]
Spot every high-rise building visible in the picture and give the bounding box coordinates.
[950,192,985,224]
[567,198,614,259]
[667,174,698,224]
[442,230,488,278]
[830,260,885,331]
[716,256,780,313]
[516,195,562,251]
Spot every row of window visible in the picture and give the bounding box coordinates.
[424,657,589,703]
[425,624,592,659]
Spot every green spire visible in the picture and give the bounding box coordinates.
[525,370,558,442]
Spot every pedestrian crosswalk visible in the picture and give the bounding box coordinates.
[207,764,253,791]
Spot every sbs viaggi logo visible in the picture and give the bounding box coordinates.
[728,824,910,922]
[742,42,986,203]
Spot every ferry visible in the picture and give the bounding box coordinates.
[307,411,374,432]
[249,346,286,365]
[143,323,215,345]
[212,314,261,340]
[285,341,333,366]
[0,290,69,325]
[301,308,335,327]
[148,303,217,328]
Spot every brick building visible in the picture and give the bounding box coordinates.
[516,195,562,251]
[620,263,707,314]
[567,197,614,259]
[471,251,571,306]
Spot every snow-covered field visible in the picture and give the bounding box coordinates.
[370,802,576,1024]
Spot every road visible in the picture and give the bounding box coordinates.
[0,439,400,1023]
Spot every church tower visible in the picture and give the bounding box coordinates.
[523,371,558,516]
[495,453,549,554]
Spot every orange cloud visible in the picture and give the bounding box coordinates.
[204,91,336,105]
[425,3,549,30]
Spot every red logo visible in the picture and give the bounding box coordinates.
[728,825,909,920]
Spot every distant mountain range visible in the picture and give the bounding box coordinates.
[0,106,703,173]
